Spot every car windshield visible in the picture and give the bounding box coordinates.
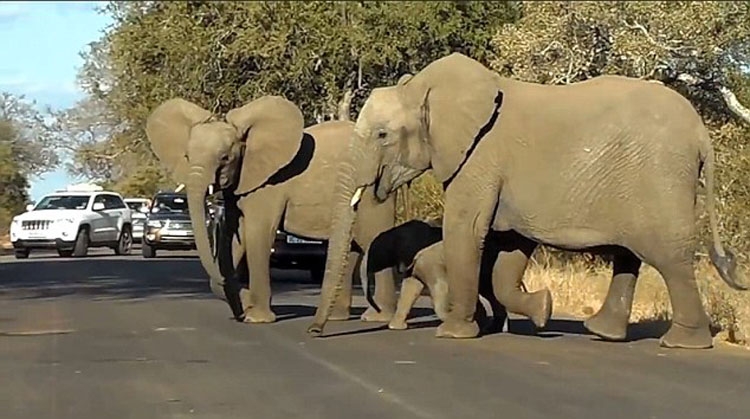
[151,195,189,214]
[34,195,90,210]
[126,201,147,211]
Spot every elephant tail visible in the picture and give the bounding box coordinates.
[700,137,748,291]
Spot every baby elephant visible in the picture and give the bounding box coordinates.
[360,219,508,332]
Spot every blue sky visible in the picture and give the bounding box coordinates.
[0,1,112,201]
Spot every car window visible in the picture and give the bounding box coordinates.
[104,194,126,210]
[35,195,91,210]
[151,195,189,214]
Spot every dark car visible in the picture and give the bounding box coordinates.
[141,192,197,258]
[208,198,327,283]
[271,230,327,283]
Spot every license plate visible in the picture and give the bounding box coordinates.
[286,235,321,245]
[170,230,192,236]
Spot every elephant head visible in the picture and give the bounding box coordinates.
[309,53,503,335]
[146,96,306,305]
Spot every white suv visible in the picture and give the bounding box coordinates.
[9,185,133,259]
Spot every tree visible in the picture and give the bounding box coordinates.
[0,92,60,176]
[0,120,30,235]
[490,1,750,256]
[69,0,521,198]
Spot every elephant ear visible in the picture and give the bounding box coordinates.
[145,98,213,183]
[226,96,305,195]
[398,53,504,185]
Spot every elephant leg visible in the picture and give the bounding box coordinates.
[240,196,283,324]
[653,255,712,349]
[493,236,551,330]
[478,269,507,334]
[388,276,425,330]
[478,242,507,333]
[583,250,640,341]
[328,250,357,321]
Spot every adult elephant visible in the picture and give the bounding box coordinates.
[308,53,748,349]
[145,96,398,323]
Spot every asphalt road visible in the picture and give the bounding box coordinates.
[1,247,749,419]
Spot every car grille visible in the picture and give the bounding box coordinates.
[22,220,52,230]
[168,221,192,230]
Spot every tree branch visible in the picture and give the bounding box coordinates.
[677,73,750,125]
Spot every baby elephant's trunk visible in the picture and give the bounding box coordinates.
[359,252,382,313]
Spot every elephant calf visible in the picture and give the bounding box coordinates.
[361,220,543,332]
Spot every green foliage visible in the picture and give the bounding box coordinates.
[71,1,520,189]
[0,120,30,235]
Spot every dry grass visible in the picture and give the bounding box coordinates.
[522,250,750,346]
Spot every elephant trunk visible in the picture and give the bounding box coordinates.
[308,137,374,336]
[359,251,381,313]
[186,169,242,317]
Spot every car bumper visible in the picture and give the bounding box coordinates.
[143,229,196,249]
[12,238,76,250]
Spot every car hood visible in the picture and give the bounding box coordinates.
[13,209,85,221]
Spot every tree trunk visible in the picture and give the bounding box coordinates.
[338,89,354,121]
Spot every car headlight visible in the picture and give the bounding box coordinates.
[55,218,75,224]
[11,218,19,225]
[147,220,163,228]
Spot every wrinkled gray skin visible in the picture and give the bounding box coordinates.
[309,52,748,350]
[146,97,398,322]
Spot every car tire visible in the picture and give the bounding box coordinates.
[72,227,89,257]
[57,248,73,257]
[142,242,156,258]
[14,249,30,259]
[310,267,325,284]
[114,225,133,256]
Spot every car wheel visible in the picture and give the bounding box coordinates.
[14,249,30,259]
[72,228,89,257]
[57,248,73,257]
[310,267,325,284]
[142,242,156,258]
[115,225,133,255]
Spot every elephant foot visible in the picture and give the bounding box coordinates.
[388,319,409,330]
[436,319,480,339]
[659,322,713,349]
[528,289,553,329]
[243,307,277,324]
[361,306,394,322]
[583,310,629,341]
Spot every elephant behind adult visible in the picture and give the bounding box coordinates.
[308,53,748,349]
[145,96,398,322]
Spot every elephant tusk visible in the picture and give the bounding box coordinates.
[350,186,364,207]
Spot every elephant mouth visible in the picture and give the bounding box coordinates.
[373,165,388,202]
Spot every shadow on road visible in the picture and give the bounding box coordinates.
[0,258,320,302]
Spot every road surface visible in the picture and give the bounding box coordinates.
[1,248,749,419]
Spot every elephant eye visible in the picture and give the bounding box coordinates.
[377,130,387,140]
[220,154,229,162]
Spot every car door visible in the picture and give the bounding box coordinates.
[89,194,111,243]
[102,194,126,241]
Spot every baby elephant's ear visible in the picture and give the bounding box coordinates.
[226,96,306,195]
[146,98,213,183]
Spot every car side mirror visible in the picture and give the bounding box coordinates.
[25,204,35,212]
[92,202,105,211]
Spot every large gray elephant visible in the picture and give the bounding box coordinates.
[308,52,748,349]
[145,96,398,323]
